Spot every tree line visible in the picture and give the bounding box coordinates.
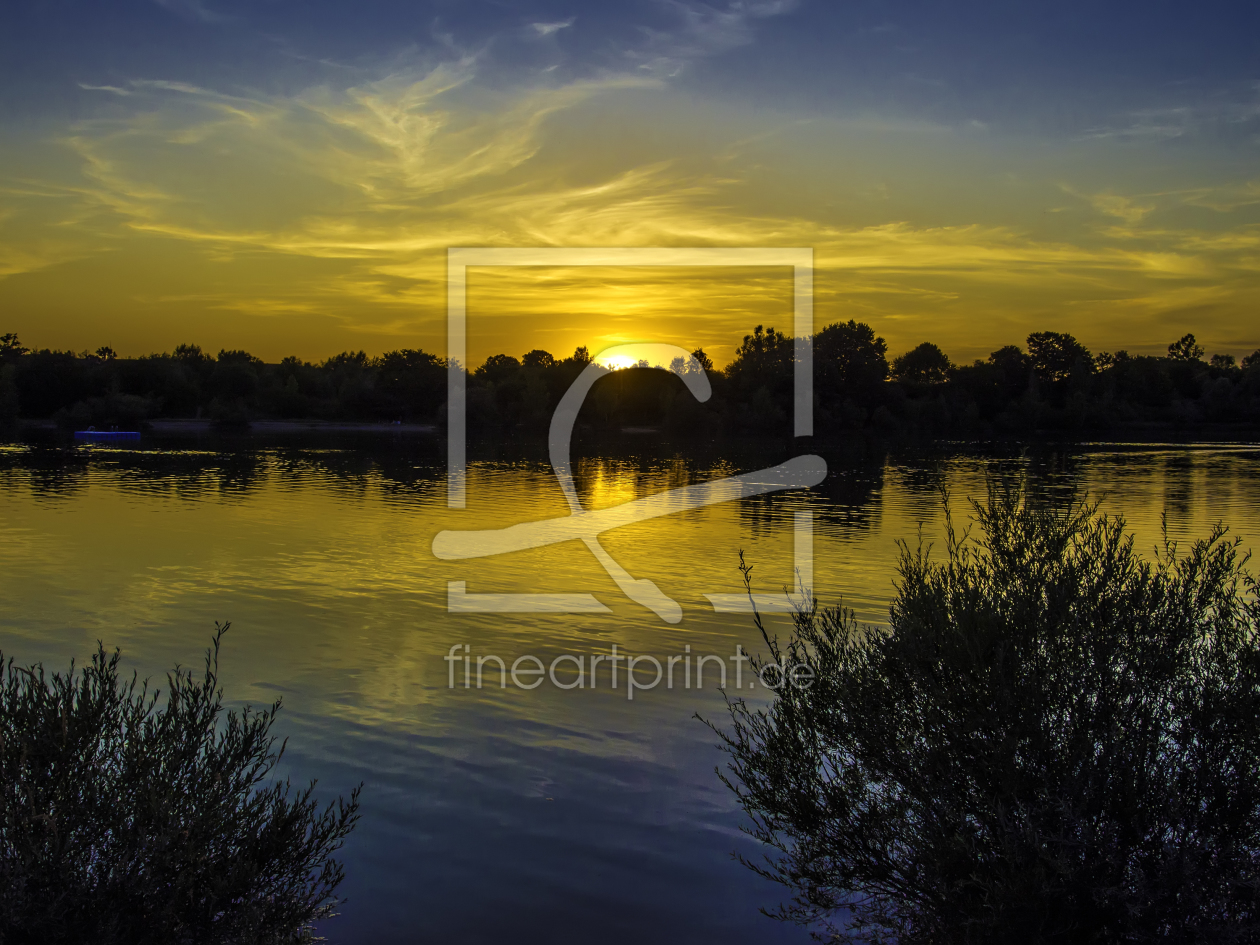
[1,325,1258,436]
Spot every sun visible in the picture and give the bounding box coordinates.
[598,354,638,371]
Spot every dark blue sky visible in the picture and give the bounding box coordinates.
[4,0,1258,135]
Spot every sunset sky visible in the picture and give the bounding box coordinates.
[1,0,1257,367]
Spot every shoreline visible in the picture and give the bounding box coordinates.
[18,419,439,436]
[152,419,440,435]
[7,418,1259,449]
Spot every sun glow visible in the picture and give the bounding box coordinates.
[598,354,639,371]
[594,343,692,371]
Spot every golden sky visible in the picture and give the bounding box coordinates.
[1,3,1258,367]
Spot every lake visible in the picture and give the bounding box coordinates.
[1,435,1257,943]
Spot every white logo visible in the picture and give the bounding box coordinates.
[432,248,826,623]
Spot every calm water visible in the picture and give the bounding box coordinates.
[1,436,1258,943]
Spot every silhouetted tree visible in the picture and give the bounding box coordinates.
[541,346,600,409]
[724,325,793,431]
[715,481,1260,943]
[986,344,1032,393]
[475,354,523,385]
[1,334,29,363]
[949,345,1033,422]
[172,343,212,366]
[1168,333,1205,362]
[1094,350,1126,371]
[521,349,555,369]
[730,325,791,376]
[0,626,360,944]
[15,350,99,419]
[1106,355,1176,416]
[891,342,952,385]
[1026,331,1093,383]
[813,320,889,408]
[0,365,17,430]
[375,348,445,420]
[0,335,26,430]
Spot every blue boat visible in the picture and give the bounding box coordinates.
[74,430,141,442]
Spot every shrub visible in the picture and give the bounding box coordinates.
[714,481,1260,943]
[0,625,360,945]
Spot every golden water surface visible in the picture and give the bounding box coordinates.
[1,437,1256,943]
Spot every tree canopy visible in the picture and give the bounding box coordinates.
[891,342,953,385]
[1027,331,1093,382]
[1168,333,1206,362]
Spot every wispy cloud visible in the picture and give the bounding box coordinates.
[0,184,108,279]
[78,83,132,96]
[52,59,670,268]
[1087,190,1157,225]
[1082,83,1260,142]
[531,19,575,38]
[626,0,799,77]
[1082,108,1194,141]
[1182,180,1260,213]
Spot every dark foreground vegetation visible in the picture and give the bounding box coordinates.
[0,626,360,945]
[717,482,1260,943]
[2,327,1259,438]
